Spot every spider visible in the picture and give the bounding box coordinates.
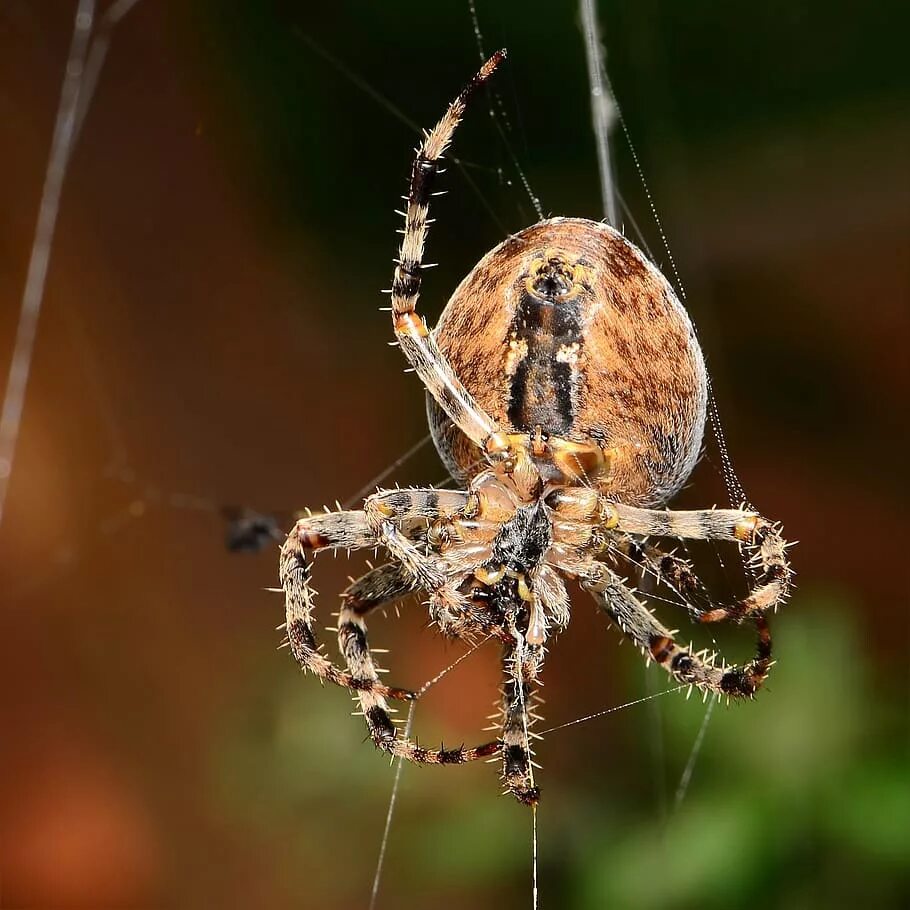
[279,50,792,806]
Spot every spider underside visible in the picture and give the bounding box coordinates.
[279,51,792,806]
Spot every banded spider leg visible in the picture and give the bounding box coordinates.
[281,488,503,767]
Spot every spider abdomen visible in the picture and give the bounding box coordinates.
[427,217,707,506]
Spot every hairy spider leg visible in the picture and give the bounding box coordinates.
[612,504,793,622]
[388,50,522,465]
[576,562,773,698]
[281,490,504,765]
[500,640,544,805]
[280,510,415,701]
[337,560,502,766]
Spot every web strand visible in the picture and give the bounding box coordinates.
[0,0,95,528]
[531,804,539,910]
[579,0,619,226]
[538,686,686,736]
[707,385,749,509]
[368,700,415,910]
[673,694,716,811]
[0,0,144,530]
[467,0,544,221]
[368,638,491,909]
[511,636,538,908]
[342,435,434,509]
[295,28,511,236]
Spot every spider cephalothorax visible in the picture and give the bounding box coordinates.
[279,51,792,806]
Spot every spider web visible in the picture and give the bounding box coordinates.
[1,3,757,908]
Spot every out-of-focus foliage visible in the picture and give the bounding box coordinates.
[215,599,909,909]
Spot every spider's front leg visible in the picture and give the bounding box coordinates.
[389,51,521,467]
[574,561,773,698]
[283,510,502,766]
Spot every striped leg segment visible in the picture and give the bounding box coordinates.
[341,561,419,617]
[578,562,773,698]
[280,511,413,701]
[389,52,507,453]
[613,504,793,623]
[336,562,421,710]
[500,641,542,805]
[364,487,482,613]
[339,568,501,766]
[610,534,717,623]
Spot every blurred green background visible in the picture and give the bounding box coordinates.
[1,1,907,908]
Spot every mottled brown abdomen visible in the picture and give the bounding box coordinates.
[427,218,707,507]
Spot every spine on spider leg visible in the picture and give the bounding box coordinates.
[390,49,506,322]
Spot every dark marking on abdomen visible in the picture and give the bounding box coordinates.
[506,285,584,434]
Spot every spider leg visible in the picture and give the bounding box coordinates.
[364,487,495,618]
[338,573,502,766]
[574,561,773,698]
[337,561,418,695]
[280,510,414,701]
[609,534,717,623]
[499,639,543,805]
[613,504,793,623]
[389,52,513,459]
[308,496,502,764]
[340,561,419,617]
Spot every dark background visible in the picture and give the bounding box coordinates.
[1,2,908,908]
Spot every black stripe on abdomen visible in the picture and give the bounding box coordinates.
[506,286,584,435]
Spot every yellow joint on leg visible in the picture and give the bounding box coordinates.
[373,501,395,519]
[484,433,532,475]
[516,574,533,603]
[599,500,619,529]
[462,492,482,519]
[734,515,760,542]
[393,311,429,338]
[484,432,512,457]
